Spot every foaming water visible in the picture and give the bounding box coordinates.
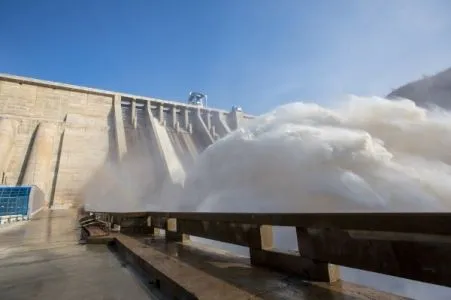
[181,96,451,213]
[87,96,451,299]
[177,96,451,300]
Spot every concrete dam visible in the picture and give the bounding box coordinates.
[0,74,252,210]
[3,74,451,300]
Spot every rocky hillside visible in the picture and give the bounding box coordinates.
[387,67,451,110]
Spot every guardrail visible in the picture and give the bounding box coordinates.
[89,211,451,288]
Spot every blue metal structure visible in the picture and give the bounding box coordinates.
[0,186,31,217]
[188,92,207,107]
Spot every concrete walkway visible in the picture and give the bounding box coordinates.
[0,209,158,300]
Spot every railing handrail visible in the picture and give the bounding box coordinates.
[90,210,451,288]
[93,211,451,235]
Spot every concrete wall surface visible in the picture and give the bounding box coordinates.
[0,74,252,208]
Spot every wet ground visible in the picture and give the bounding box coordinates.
[112,234,406,299]
[0,209,409,300]
[0,209,159,300]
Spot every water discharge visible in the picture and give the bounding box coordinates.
[178,95,451,300]
[182,96,451,214]
[86,95,451,299]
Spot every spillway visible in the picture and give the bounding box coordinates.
[0,73,252,211]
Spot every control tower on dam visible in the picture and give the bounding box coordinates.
[0,74,253,209]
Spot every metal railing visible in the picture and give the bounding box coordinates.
[90,210,451,288]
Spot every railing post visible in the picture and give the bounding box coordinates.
[249,225,273,265]
[147,216,156,235]
[296,227,340,282]
[148,216,167,236]
[165,218,189,242]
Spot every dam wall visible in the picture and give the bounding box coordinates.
[0,74,252,208]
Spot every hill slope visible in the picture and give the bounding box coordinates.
[387,67,451,110]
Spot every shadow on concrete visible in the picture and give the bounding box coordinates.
[48,126,65,207]
[107,242,166,299]
[16,123,39,185]
[130,236,381,300]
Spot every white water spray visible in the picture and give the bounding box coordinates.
[86,95,451,299]
[179,96,451,214]
[176,95,451,300]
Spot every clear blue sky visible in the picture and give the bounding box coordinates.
[1,0,451,114]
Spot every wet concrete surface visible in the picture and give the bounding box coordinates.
[114,234,407,300]
[0,209,158,300]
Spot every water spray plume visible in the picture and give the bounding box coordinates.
[182,96,451,214]
[84,95,451,299]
